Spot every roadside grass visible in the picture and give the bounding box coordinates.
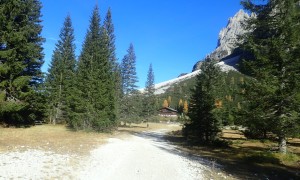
[0,125,110,155]
[117,122,181,135]
[0,122,181,155]
[166,129,300,179]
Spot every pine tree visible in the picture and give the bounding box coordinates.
[104,8,122,120]
[70,6,116,131]
[184,60,224,142]
[167,96,172,108]
[183,100,188,115]
[240,0,300,153]
[120,43,139,124]
[104,8,117,70]
[121,43,138,95]
[178,99,184,114]
[0,0,45,125]
[143,64,156,118]
[45,15,76,125]
[163,100,169,108]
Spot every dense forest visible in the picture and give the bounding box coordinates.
[0,1,157,130]
[0,0,300,155]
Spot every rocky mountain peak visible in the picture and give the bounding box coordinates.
[217,9,250,51]
[193,9,253,71]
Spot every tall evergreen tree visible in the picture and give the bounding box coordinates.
[240,0,300,153]
[104,8,122,120]
[121,43,138,95]
[104,8,117,70]
[45,15,76,125]
[0,0,45,125]
[143,63,156,117]
[120,43,139,124]
[184,60,224,142]
[70,6,116,131]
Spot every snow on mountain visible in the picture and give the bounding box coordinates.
[141,57,239,95]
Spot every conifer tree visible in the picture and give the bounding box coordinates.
[70,6,116,131]
[0,0,45,125]
[178,99,184,114]
[104,8,122,120]
[183,100,188,115]
[167,96,172,108]
[120,44,139,124]
[163,100,169,108]
[46,15,76,125]
[121,43,138,95]
[184,60,224,142]
[104,8,117,70]
[240,0,300,153]
[143,64,156,117]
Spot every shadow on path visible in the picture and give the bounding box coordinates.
[132,130,300,180]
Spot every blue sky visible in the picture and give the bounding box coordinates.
[41,0,242,88]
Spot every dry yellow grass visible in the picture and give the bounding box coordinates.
[221,130,300,155]
[0,122,181,155]
[117,122,181,133]
[0,125,110,155]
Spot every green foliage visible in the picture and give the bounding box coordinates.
[120,44,141,124]
[0,0,45,125]
[45,15,76,125]
[121,43,138,95]
[239,0,300,152]
[68,6,116,131]
[142,64,157,118]
[157,75,196,110]
[183,60,224,142]
[104,8,121,120]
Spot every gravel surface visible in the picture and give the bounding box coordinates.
[0,129,209,180]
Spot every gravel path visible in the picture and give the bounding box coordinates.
[0,129,210,179]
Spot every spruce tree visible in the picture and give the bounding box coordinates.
[104,8,117,70]
[104,8,122,120]
[0,0,45,125]
[71,6,116,131]
[184,60,224,142]
[240,0,300,153]
[120,43,139,124]
[142,64,156,119]
[46,15,76,125]
[121,43,138,95]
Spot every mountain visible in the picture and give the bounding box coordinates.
[193,9,253,71]
[142,10,251,95]
[146,57,239,95]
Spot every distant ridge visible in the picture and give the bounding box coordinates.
[141,57,238,95]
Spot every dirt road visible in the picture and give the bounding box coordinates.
[0,127,217,179]
[78,129,206,180]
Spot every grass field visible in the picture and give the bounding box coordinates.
[0,122,179,155]
[0,125,110,155]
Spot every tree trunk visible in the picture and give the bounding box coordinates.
[278,135,287,154]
